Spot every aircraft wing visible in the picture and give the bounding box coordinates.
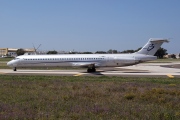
[71,62,100,67]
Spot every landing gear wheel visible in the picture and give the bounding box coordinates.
[13,67,17,71]
[87,68,96,73]
[92,68,96,72]
[87,68,91,73]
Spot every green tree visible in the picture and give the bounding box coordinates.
[113,50,118,53]
[121,50,134,53]
[107,49,118,54]
[47,50,58,54]
[81,52,93,54]
[16,48,25,56]
[107,49,112,53]
[171,54,176,59]
[95,51,107,54]
[134,47,142,52]
[154,47,167,59]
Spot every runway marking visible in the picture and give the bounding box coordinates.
[73,74,83,76]
[167,74,174,78]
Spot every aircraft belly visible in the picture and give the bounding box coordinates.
[104,61,117,67]
[114,59,136,67]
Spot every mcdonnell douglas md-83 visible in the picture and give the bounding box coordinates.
[7,38,169,72]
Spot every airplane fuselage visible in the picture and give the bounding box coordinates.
[7,54,156,68]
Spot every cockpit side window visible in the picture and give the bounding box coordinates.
[14,58,20,60]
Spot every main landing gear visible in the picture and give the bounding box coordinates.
[87,67,96,73]
[87,64,96,73]
[13,67,17,71]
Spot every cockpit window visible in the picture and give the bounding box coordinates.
[14,58,20,60]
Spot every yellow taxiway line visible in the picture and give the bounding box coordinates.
[167,74,175,78]
[73,74,83,76]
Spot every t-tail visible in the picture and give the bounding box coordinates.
[135,38,169,55]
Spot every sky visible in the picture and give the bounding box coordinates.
[0,0,180,54]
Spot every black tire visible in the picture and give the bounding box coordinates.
[13,67,17,71]
[87,68,96,73]
[87,68,91,73]
[92,68,96,72]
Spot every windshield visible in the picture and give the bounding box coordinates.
[14,58,20,60]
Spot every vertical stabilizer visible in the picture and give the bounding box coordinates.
[135,38,169,55]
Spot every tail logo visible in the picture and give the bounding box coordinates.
[147,44,155,51]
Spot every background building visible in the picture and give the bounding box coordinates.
[0,48,35,57]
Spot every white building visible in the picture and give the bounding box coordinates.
[0,48,35,57]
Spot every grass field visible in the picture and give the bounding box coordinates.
[0,75,179,119]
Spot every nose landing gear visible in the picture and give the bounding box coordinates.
[13,67,17,71]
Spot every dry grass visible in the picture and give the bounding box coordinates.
[0,75,179,119]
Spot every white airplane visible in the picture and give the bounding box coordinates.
[7,38,169,72]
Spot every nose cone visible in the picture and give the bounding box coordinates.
[7,61,13,67]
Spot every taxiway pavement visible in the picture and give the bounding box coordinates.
[0,62,180,78]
